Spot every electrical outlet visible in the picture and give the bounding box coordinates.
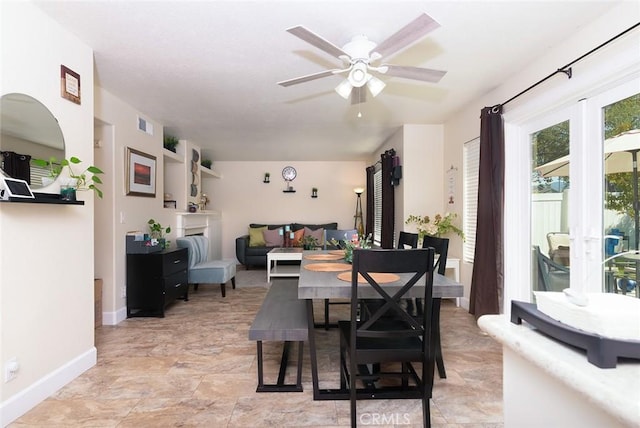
[4,358,19,382]
[121,286,126,298]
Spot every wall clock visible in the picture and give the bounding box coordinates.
[282,166,297,181]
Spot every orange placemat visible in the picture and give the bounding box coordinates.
[304,253,344,261]
[337,272,400,284]
[328,250,346,256]
[304,262,352,272]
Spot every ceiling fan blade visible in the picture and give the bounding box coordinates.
[381,65,447,83]
[371,13,440,61]
[278,69,342,87]
[287,26,349,59]
[351,86,367,105]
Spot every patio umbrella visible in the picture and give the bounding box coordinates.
[535,129,640,249]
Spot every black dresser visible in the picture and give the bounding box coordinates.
[126,247,189,317]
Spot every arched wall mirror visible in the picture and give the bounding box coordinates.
[0,93,65,189]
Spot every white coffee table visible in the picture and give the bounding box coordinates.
[267,248,303,282]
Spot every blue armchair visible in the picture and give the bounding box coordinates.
[176,236,236,297]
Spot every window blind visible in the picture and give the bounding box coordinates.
[463,138,480,263]
[373,168,382,246]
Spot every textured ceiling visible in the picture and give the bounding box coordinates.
[34,1,619,161]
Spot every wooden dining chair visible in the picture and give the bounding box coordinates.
[397,232,419,315]
[339,248,436,428]
[397,231,419,249]
[421,234,449,379]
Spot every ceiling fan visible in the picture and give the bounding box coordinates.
[278,13,447,104]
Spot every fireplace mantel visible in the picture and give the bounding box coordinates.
[176,211,222,259]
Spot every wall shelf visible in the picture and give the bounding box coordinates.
[163,149,184,164]
[201,166,222,179]
[0,192,84,205]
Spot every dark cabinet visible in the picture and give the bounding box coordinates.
[126,247,189,317]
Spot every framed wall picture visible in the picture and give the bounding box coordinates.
[126,147,156,197]
[60,65,81,104]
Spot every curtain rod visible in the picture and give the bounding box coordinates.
[496,22,640,110]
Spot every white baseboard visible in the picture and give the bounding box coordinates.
[1,347,96,427]
[102,306,127,325]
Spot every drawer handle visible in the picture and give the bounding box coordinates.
[173,259,181,264]
[174,283,182,288]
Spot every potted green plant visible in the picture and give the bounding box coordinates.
[148,219,171,249]
[32,156,104,199]
[201,159,212,169]
[300,234,319,250]
[163,135,179,153]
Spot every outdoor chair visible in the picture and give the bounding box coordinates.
[322,228,358,329]
[339,248,436,427]
[546,232,570,266]
[534,245,569,292]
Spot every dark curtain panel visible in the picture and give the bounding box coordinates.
[1,151,32,184]
[381,149,395,248]
[469,106,504,319]
[365,165,375,237]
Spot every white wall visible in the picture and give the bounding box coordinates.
[206,161,366,260]
[443,2,640,309]
[0,2,96,424]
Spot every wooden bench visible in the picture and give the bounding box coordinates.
[248,280,308,392]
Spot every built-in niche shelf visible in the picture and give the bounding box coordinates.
[163,149,184,164]
[201,166,222,179]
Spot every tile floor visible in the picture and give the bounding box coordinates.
[10,272,503,427]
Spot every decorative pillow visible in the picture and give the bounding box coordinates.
[304,226,324,245]
[292,229,304,247]
[263,227,284,247]
[248,226,267,247]
[292,222,337,232]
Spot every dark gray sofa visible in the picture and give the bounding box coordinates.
[236,222,338,269]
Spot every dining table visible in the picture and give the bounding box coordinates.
[297,249,464,400]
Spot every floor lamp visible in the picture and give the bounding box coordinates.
[353,187,364,236]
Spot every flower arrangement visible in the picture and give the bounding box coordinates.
[329,233,373,263]
[405,213,465,240]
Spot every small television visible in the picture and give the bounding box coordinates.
[0,176,35,200]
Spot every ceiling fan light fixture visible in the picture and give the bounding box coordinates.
[335,79,353,99]
[348,62,369,87]
[367,76,386,97]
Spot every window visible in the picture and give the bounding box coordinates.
[463,138,480,262]
[373,167,382,247]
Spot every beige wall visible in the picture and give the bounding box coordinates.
[206,161,367,260]
[369,124,446,246]
[94,87,168,324]
[1,2,95,424]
